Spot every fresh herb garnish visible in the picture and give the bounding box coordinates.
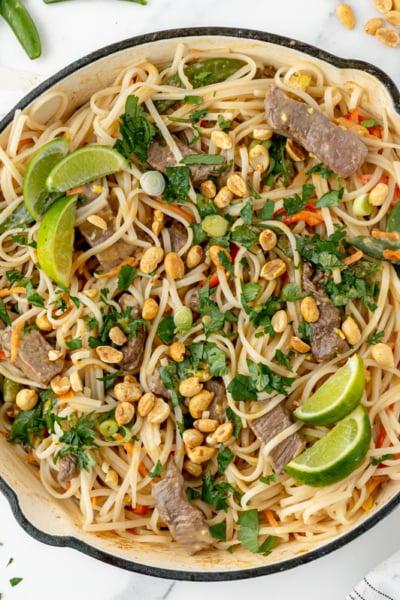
[11,233,36,248]
[66,338,82,350]
[217,114,233,130]
[226,406,242,437]
[316,188,344,209]
[96,369,123,391]
[227,358,294,401]
[164,165,191,204]
[157,315,175,343]
[283,184,315,215]
[209,522,227,541]
[201,474,241,510]
[237,509,276,555]
[199,279,237,337]
[258,199,275,220]
[367,330,385,345]
[280,282,305,302]
[274,349,294,371]
[371,453,394,466]
[260,471,278,485]
[25,280,44,308]
[149,459,163,477]
[117,264,137,291]
[306,163,334,179]
[241,281,261,304]
[180,154,225,165]
[184,95,203,105]
[9,578,23,588]
[240,198,253,224]
[217,444,234,474]
[114,94,156,162]
[263,135,291,187]
[231,225,258,249]
[0,298,11,326]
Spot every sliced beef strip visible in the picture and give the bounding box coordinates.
[147,367,172,400]
[264,86,367,178]
[1,328,64,386]
[168,220,188,253]
[117,294,146,373]
[152,459,213,554]
[249,402,304,473]
[147,137,220,186]
[302,263,349,362]
[204,378,227,424]
[57,453,79,486]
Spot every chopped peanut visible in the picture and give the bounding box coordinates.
[140,246,164,274]
[142,297,159,320]
[342,316,362,346]
[16,388,38,411]
[169,341,185,362]
[260,258,287,281]
[50,375,71,396]
[95,345,124,364]
[227,174,247,197]
[371,343,395,367]
[164,252,185,280]
[109,326,128,346]
[211,130,232,150]
[300,296,320,323]
[200,180,217,199]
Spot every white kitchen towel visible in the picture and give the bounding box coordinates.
[346,550,400,599]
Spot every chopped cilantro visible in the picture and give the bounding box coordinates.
[371,453,394,466]
[157,315,175,343]
[280,282,305,302]
[186,487,201,500]
[0,298,11,326]
[199,279,237,337]
[263,135,291,187]
[149,459,163,478]
[184,95,203,105]
[96,369,123,391]
[190,222,209,244]
[274,349,294,371]
[9,578,23,587]
[117,264,137,291]
[296,228,347,273]
[231,225,258,249]
[237,509,276,555]
[11,233,36,248]
[26,280,44,308]
[227,359,294,401]
[306,163,334,179]
[201,474,241,511]
[241,281,261,304]
[66,338,82,350]
[260,471,278,485]
[209,523,227,541]
[196,194,217,218]
[367,330,385,345]
[158,362,183,407]
[217,444,234,474]
[218,249,234,276]
[240,198,253,224]
[283,184,315,215]
[258,199,275,220]
[217,114,233,130]
[315,188,344,208]
[164,166,191,204]
[113,94,156,162]
[226,406,242,437]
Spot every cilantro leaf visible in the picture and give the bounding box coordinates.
[367,330,385,345]
[280,282,305,302]
[227,374,257,402]
[117,264,137,291]
[217,444,234,474]
[274,349,294,371]
[26,280,44,308]
[209,523,227,541]
[149,459,163,477]
[231,225,258,249]
[0,298,11,326]
[237,509,276,556]
[306,163,334,179]
[260,471,278,485]
[283,184,315,215]
[114,95,156,162]
[164,166,191,204]
[241,281,261,304]
[196,194,217,218]
[316,188,344,208]
[371,453,394,466]
[66,338,82,350]
[258,199,275,220]
[240,198,253,225]
[157,315,175,343]
[226,406,242,437]
[199,279,237,337]
[158,362,183,407]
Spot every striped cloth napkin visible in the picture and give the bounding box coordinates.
[346,550,400,599]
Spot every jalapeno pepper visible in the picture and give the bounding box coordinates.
[157,57,244,113]
[349,235,400,263]
[0,0,41,59]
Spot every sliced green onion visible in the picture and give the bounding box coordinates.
[98,419,119,438]
[174,306,193,336]
[140,170,166,196]
[202,214,229,237]
[353,193,373,217]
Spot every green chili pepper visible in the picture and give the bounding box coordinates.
[3,378,23,404]
[0,203,33,234]
[0,0,41,59]
[386,203,400,234]
[156,57,244,113]
[350,235,400,263]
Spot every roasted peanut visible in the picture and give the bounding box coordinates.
[260,258,287,281]
[109,326,128,346]
[114,382,142,403]
[193,418,219,433]
[183,459,203,477]
[95,345,124,364]
[368,182,389,206]
[336,3,356,29]
[164,252,185,280]
[140,246,164,274]
[285,138,307,162]
[385,9,400,26]
[105,468,119,486]
[169,341,185,362]
[151,209,165,236]
[142,297,159,320]
[200,179,217,199]
[87,214,108,230]
[271,309,288,333]
[209,244,231,269]
[375,27,400,47]
[188,389,215,419]
[371,342,395,367]
[83,288,98,299]
[182,428,204,448]
[300,296,320,323]
[364,16,384,34]
[253,128,273,141]
[227,174,247,197]
[195,370,212,383]
[70,370,83,393]
[186,445,217,464]
[213,186,233,209]
[211,130,232,150]
[50,375,71,396]
[259,229,277,252]
[147,397,171,424]
[290,336,311,353]
[186,245,204,269]
[137,392,156,417]
[179,377,203,397]
[35,313,52,331]
[207,421,234,444]
[115,401,135,426]
[373,0,392,13]
[342,316,362,346]
[48,349,63,361]
[15,388,38,411]
[249,144,270,173]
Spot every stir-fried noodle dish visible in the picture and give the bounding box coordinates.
[0,41,400,559]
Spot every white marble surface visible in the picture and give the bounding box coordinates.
[1,1,400,598]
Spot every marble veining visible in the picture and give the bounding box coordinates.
[1,1,400,599]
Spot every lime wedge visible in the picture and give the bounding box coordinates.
[37,195,77,288]
[46,145,128,193]
[285,405,371,487]
[23,137,69,220]
[293,355,365,426]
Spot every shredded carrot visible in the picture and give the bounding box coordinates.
[26,452,36,462]
[376,424,387,448]
[57,390,74,402]
[383,249,400,261]
[123,441,134,457]
[65,482,72,491]
[156,200,196,224]
[66,186,85,196]
[263,509,279,528]
[372,230,400,240]
[94,257,138,279]
[0,351,6,360]
[91,496,98,506]
[283,210,324,227]
[138,461,149,477]
[366,475,387,495]
[113,432,124,441]
[10,322,24,363]
[17,137,34,152]
[0,287,27,298]
[342,249,364,266]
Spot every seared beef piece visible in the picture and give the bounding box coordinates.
[256,64,277,79]
[187,288,200,314]
[204,378,227,423]
[264,86,367,178]
[57,453,79,486]
[117,294,146,373]
[249,403,304,473]
[168,220,188,253]
[1,329,63,386]
[152,459,213,554]
[302,263,349,362]
[147,137,220,186]
[79,204,133,272]
[148,366,172,400]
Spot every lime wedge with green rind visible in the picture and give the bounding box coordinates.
[23,137,69,220]
[37,194,77,288]
[46,145,128,193]
[293,355,365,426]
[285,405,371,487]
